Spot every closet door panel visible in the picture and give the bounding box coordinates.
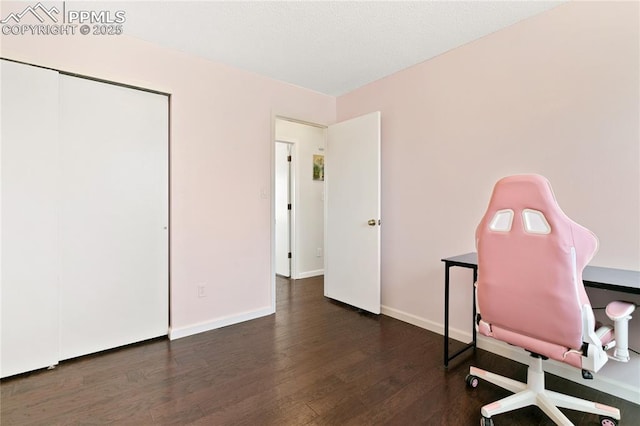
[1,60,60,377]
[58,76,168,360]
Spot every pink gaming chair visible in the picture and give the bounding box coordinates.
[467,175,634,426]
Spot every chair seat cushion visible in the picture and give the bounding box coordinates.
[481,323,583,369]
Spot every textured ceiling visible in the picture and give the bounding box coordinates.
[70,1,564,96]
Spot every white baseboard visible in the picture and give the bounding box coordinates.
[381,304,471,344]
[296,269,324,279]
[381,305,640,405]
[168,306,274,340]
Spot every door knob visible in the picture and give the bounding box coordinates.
[368,219,376,226]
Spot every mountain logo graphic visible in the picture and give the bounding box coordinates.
[1,2,60,24]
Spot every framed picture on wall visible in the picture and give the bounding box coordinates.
[313,155,324,181]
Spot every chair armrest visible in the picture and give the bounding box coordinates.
[605,301,636,362]
[605,301,635,321]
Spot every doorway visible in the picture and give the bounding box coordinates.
[271,112,381,314]
[272,118,326,287]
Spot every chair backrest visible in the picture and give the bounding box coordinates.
[476,174,598,351]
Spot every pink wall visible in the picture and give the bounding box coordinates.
[0,31,335,337]
[2,1,637,343]
[336,1,639,334]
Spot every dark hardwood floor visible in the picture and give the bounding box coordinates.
[2,275,638,425]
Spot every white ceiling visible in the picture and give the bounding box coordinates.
[72,1,564,96]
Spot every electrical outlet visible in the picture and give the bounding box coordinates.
[316,247,322,257]
[197,285,206,298]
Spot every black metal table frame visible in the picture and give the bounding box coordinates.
[442,252,640,368]
[443,254,478,367]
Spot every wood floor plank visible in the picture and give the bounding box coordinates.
[2,275,638,425]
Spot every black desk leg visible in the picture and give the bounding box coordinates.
[444,264,450,367]
[472,267,477,346]
[444,262,478,368]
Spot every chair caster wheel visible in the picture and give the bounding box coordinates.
[465,374,479,388]
[480,416,494,426]
[600,416,618,426]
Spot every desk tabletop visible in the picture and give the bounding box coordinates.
[442,252,640,294]
[441,252,478,266]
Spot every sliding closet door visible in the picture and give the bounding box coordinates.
[1,60,60,377]
[58,76,168,360]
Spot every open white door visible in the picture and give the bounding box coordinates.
[275,142,291,277]
[325,111,381,314]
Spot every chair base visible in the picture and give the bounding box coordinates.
[468,357,620,425]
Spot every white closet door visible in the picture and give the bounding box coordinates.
[1,60,60,377]
[58,76,168,360]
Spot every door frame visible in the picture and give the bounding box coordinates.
[270,114,327,311]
